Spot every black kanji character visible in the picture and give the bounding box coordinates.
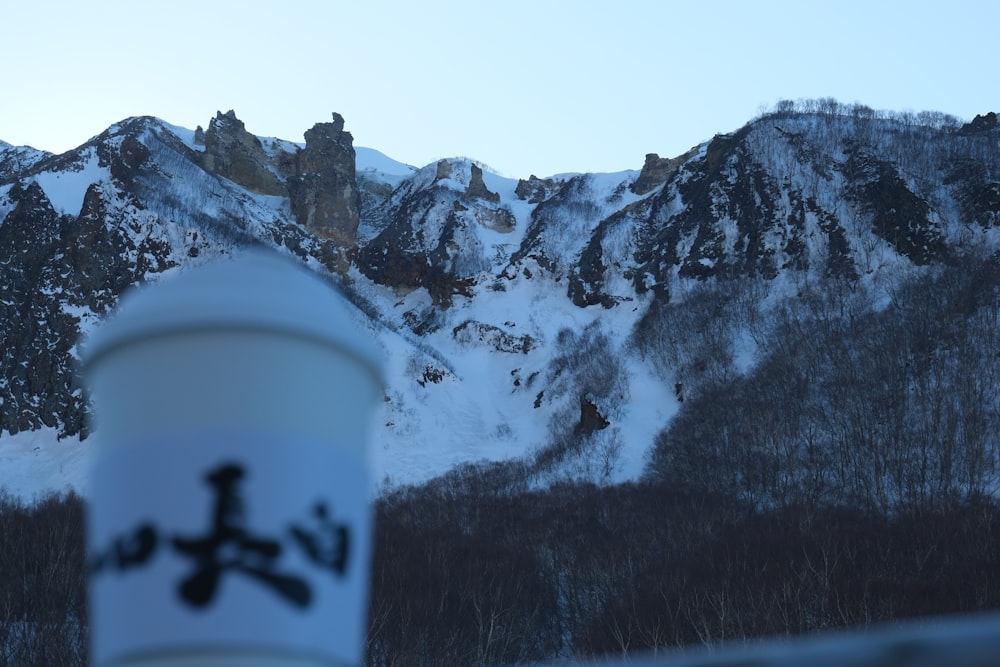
[172,462,311,609]
[289,501,351,576]
[91,522,158,574]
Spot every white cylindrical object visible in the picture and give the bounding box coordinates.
[82,251,383,667]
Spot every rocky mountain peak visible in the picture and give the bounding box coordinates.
[466,163,500,203]
[630,151,690,195]
[200,110,286,196]
[0,142,51,181]
[192,110,362,247]
[288,113,360,246]
[515,175,560,203]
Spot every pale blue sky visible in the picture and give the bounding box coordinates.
[3,0,997,178]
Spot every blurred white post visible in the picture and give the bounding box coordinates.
[82,251,383,667]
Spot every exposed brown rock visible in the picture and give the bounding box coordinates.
[288,113,360,245]
[515,175,556,203]
[631,152,683,195]
[435,159,452,181]
[475,207,516,233]
[200,110,286,196]
[576,396,610,434]
[467,163,500,203]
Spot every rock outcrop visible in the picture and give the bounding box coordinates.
[196,110,362,247]
[515,175,558,203]
[200,110,286,196]
[288,113,360,245]
[434,159,452,181]
[631,152,685,195]
[466,163,500,203]
[959,112,998,135]
[0,143,50,181]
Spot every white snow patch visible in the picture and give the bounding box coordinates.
[161,122,203,151]
[356,147,416,177]
[260,136,303,159]
[733,327,759,374]
[0,429,89,501]
[0,183,13,220]
[33,149,108,216]
[611,358,679,481]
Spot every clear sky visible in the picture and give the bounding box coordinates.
[2,0,997,179]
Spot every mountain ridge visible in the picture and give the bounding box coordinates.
[2,101,999,503]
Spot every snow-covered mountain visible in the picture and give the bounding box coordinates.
[2,103,1000,501]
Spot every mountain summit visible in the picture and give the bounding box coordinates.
[2,102,1000,504]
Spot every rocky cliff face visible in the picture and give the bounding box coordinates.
[353,158,516,307]
[0,141,49,181]
[287,113,360,246]
[0,172,167,437]
[200,110,361,245]
[200,110,287,196]
[630,151,689,195]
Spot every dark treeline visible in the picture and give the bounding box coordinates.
[367,470,1000,665]
[4,481,1000,665]
[760,97,965,130]
[0,491,86,666]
